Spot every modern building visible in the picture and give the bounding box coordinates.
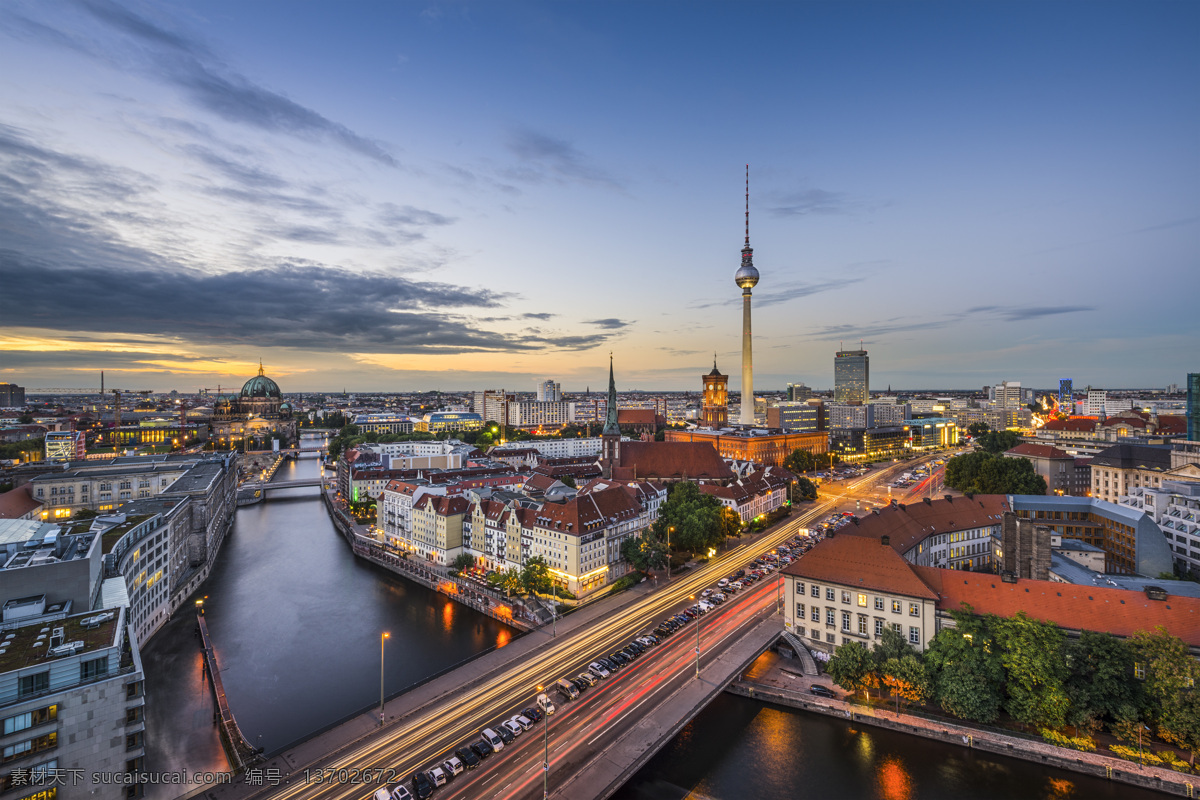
[991,381,1023,407]
[1120,479,1200,578]
[905,418,959,451]
[736,167,760,426]
[786,382,813,402]
[506,401,573,428]
[491,438,606,460]
[701,360,729,428]
[44,431,86,463]
[1085,389,1108,417]
[1189,373,1200,442]
[829,426,910,461]
[536,380,562,403]
[473,390,514,427]
[1059,379,1073,412]
[833,349,869,404]
[353,414,415,435]
[417,412,484,433]
[0,383,25,408]
[765,402,819,433]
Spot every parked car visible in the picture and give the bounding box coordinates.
[454,747,480,769]
[557,677,581,699]
[442,756,465,777]
[512,713,534,730]
[809,685,837,698]
[493,724,514,745]
[373,786,413,800]
[569,677,588,693]
[598,656,619,671]
[502,719,523,738]
[717,578,729,588]
[411,771,434,800]
[481,727,506,751]
[426,766,448,788]
[589,661,611,679]
[471,740,493,760]
[577,672,598,687]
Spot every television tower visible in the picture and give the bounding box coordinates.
[734,165,760,425]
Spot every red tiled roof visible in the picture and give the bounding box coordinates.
[1157,415,1188,434]
[844,495,1010,556]
[413,494,470,516]
[1042,418,1098,433]
[612,441,734,482]
[533,485,644,537]
[1005,443,1071,459]
[617,409,657,425]
[522,474,559,492]
[0,485,41,519]
[914,568,1200,647]
[782,534,939,600]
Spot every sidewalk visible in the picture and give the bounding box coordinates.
[732,652,1196,798]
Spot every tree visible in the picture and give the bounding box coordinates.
[784,448,817,474]
[451,552,476,572]
[791,477,819,503]
[1130,626,1200,765]
[718,507,743,539]
[826,641,877,701]
[520,556,552,594]
[873,625,915,665]
[654,482,729,555]
[976,430,1022,454]
[487,568,524,596]
[881,655,930,713]
[621,530,668,574]
[944,451,1048,495]
[924,608,1005,723]
[1063,630,1141,731]
[994,612,1070,729]
[559,475,576,489]
[967,422,990,438]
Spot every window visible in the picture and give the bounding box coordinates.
[841,591,851,604]
[825,632,836,643]
[81,656,109,682]
[874,596,884,611]
[857,615,867,635]
[796,602,805,618]
[826,609,835,626]
[18,673,49,699]
[795,581,805,595]
[909,626,920,645]
[826,588,835,601]
[909,603,920,617]
[892,622,902,633]
[811,629,820,639]
[857,593,867,607]
[875,618,884,637]
[811,585,820,598]
[841,611,851,631]
[1134,662,1146,680]
[811,607,820,622]
[2,706,56,736]
[1,732,55,763]
[892,600,902,614]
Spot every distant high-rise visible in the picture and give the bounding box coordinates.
[786,382,812,402]
[536,379,562,402]
[1085,389,1107,417]
[992,380,1023,408]
[0,382,24,408]
[1058,379,1073,412]
[834,349,869,404]
[701,358,729,428]
[735,165,760,425]
[1188,373,1199,441]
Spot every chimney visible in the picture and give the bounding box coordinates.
[881,534,890,546]
[1000,572,1018,583]
[923,497,932,505]
[1145,586,1168,601]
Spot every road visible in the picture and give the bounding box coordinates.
[242,452,953,800]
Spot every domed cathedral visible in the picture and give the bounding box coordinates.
[210,361,297,450]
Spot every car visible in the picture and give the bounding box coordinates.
[442,757,464,777]
[577,672,597,687]
[512,713,534,730]
[598,656,619,671]
[557,677,581,699]
[736,569,746,578]
[653,625,672,638]
[570,677,588,693]
[411,771,434,799]
[373,786,413,800]
[628,640,646,653]
[470,740,493,760]
[589,661,611,678]
[454,747,480,769]
[537,692,556,716]
[521,706,542,723]
[493,723,514,744]
[481,727,506,751]
[809,685,838,698]
[638,635,658,647]
[717,578,729,588]
[502,719,523,738]
[701,588,714,597]
[426,766,449,788]
[609,651,630,666]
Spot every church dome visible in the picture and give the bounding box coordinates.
[241,362,282,398]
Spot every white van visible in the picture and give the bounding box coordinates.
[537,692,556,716]
[481,727,505,751]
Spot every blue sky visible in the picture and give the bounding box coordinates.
[0,0,1196,393]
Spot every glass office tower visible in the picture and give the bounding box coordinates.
[834,349,869,404]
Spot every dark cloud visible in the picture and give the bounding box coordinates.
[30,0,397,166]
[504,129,619,189]
[1133,215,1200,234]
[768,188,852,218]
[993,306,1094,321]
[522,312,557,320]
[584,318,632,329]
[805,319,953,341]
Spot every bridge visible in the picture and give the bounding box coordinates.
[192,456,934,800]
[236,478,325,505]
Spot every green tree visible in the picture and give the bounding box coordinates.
[520,556,553,594]
[1063,630,1141,731]
[967,422,990,438]
[718,507,743,539]
[881,655,931,713]
[924,608,1005,723]
[451,552,476,572]
[873,625,916,665]
[944,451,1047,495]
[559,475,576,489]
[783,448,817,474]
[487,568,524,596]
[620,530,668,573]
[654,482,729,555]
[977,430,1022,454]
[826,641,877,701]
[994,612,1070,729]
[1130,626,1200,765]
[791,477,819,503]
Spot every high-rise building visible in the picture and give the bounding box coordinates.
[834,349,869,404]
[701,358,729,428]
[536,379,562,402]
[992,380,1023,407]
[1085,389,1107,417]
[0,382,25,407]
[1058,379,1073,412]
[786,382,812,402]
[735,166,760,426]
[1188,373,1199,442]
[473,390,514,427]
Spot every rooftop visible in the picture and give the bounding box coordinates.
[844,495,1010,555]
[0,608,121,674]
[782,534,939,601]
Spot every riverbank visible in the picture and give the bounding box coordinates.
[729,651,1191,797]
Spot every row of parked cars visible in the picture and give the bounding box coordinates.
[373,534,818,800]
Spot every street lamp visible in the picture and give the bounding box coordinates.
[666,526,674,582]
[689,595,700,679]
[536,684,549,799]
[379,632,390,726]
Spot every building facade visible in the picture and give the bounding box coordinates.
[1189,373,1200,442]
[834,349,869,404]
[700,361,729,428]
[1004,443,1091,496]
[209,363,297,449]
[43,432,85,463]
[765,402,819,433]
[665,428,828,469]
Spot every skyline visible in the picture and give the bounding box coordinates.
[1,0,1197,392]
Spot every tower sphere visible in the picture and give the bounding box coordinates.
[735,260,759,290]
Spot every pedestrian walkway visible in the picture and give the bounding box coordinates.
[779,630,818,676]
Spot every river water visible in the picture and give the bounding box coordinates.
[142,437,1167,800]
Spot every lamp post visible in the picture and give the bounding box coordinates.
[666,526,674,582]
[689,595,700,679]
[537,684,549,799]
[379,632,389,726]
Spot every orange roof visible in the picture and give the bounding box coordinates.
[0,485,41,519]
[914,568,1200,647]
[782,534,939,600]
[612,441,733,482]
[1042,418,1098,432]
[844,495,1009,556]
[617,409,658,425]
[1006,443,1072,459]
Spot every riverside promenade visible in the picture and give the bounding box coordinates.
[729,651,1195,798]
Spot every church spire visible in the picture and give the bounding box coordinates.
[602,354,620,436]
[258,359,265,377]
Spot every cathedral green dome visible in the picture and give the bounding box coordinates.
[241,362,282,398]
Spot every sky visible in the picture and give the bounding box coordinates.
[0,0,1197,394]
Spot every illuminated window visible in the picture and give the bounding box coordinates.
[841,591,851,604]
[892,600,902,614]
[1134,662,1146,680]
[909,603,920,617]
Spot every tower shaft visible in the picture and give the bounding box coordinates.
[741,289,754,425]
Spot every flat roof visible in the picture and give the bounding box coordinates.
[0,609,121,673]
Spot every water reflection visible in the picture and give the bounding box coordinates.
[876,755,913,800]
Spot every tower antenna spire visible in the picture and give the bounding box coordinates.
[745,164,750,245]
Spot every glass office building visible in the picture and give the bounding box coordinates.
[1188,373,1199,442]
[834,349,869,404]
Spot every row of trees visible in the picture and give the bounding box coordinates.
[824,609,1200,764]
[473,554,555,596]
[943,449,1047,495]
[620,482,744,573]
